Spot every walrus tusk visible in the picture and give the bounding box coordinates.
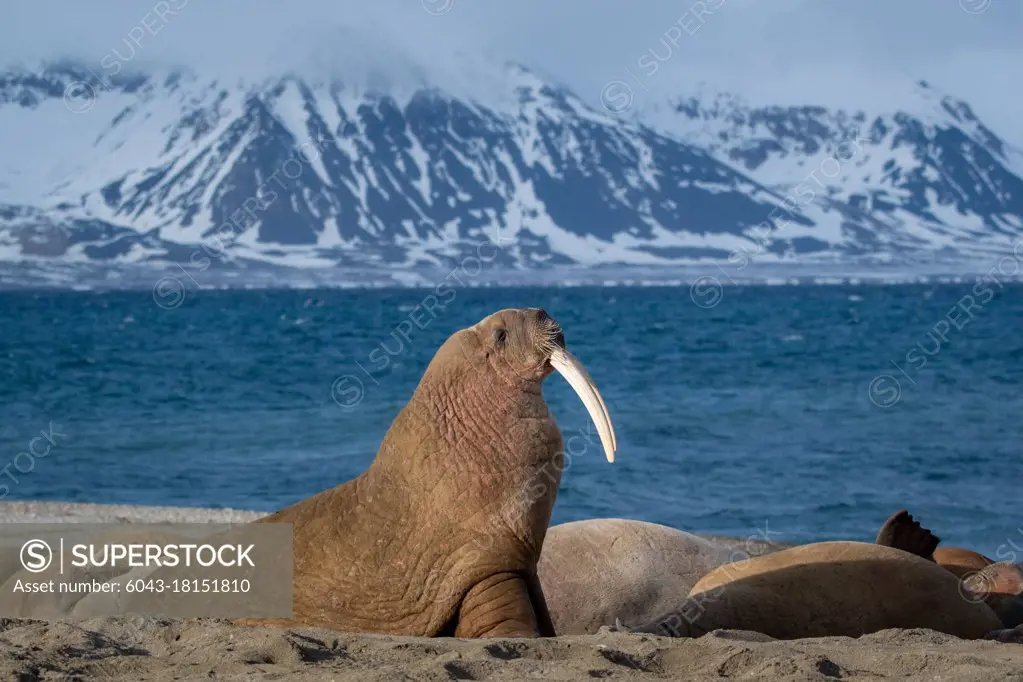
[550,348,617,463]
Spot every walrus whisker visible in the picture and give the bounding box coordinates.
[549,348,617,463]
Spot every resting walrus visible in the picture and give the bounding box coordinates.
[536,509,931,635]
[237,308,617,637]
[537,519,779,635]
[876,510,1023,628]
[624,510,1023,642]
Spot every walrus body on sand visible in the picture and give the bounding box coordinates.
[537,518,779,635]
[237,308,617,638]
[624,510,1023,642]
[539,509,942,635]
[876,510,1023,629]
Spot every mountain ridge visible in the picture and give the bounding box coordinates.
[1,61,1021,282]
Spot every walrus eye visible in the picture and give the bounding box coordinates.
[493,328,508,347]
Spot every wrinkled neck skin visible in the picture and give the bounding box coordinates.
[364,337,564,558]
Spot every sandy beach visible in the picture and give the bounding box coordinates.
[1,501,1021,681]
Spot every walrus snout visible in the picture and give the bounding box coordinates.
[549,325,566,349]
[530,307,565,349]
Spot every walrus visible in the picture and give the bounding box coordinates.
[875,509,986,579]
[538,510,935,635]
[876,510,1023,628]
[932,547,994,579]
[624,510,1023,642]
[961,561,1023,628]
[237,308,617,638]
[536,518,784,635]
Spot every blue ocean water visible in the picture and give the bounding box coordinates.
[2,284,1022,557]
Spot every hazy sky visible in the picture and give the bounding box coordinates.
[3,0,1020,141]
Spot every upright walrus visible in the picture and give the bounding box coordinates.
[237,308,617,638]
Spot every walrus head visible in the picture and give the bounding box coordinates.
[372,306,616,486]
[962,562,1023,628]
[453,307,616,462]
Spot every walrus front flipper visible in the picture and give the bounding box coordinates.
[983,624,1023,643]
[875,509,940,560]
[627,597,718,638]
[454,572,542,638]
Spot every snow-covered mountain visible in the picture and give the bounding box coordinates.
[653,82,1023,260]
[1,61,1021,279]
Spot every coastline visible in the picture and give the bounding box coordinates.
[5,261,1023,293]
[0,500,264,525]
